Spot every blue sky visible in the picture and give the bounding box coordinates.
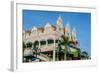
[23,10,91,56]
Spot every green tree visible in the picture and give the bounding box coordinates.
[58,35,81,60]
[69,44,81,60]
[58,35,71,60]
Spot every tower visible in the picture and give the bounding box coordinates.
[56,16,63,32]
[72,27,77,41]
[65,22,71,37]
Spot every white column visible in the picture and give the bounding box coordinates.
[46,40,48,48]
[53,40,56,61]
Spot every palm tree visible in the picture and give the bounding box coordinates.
[58,35,81,60]
[69,44,81,60]
[57,43,64,61]
[77,49,81,59]
[58,35,71,60]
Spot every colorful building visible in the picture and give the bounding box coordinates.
[23,16,80,61]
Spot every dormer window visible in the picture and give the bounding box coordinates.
[31,26,37,35]
[45,23,51,33]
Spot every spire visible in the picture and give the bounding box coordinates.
[64,22,72,39]
[72,27,77,41]
[57,15,62,25]
[65,21,71,33]
[31,26,37,31]
[56,15,63,32]
[72,28,76,37]
[58,16,62,22]
[67,22,70,29]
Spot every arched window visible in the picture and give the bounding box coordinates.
[34,41,39,48]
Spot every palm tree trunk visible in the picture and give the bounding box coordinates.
[64,46,69,60]
[65,47,68,60]
[53,49,55,61]
[64,49,67,60]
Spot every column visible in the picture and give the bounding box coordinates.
[38,41,41,56]
[53,39,56,61]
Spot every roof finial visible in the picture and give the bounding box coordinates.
[31,26,37,31]
[65,21,71,33]
[72,27,77,39]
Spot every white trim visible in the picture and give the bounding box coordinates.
[11,1,17,71]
